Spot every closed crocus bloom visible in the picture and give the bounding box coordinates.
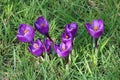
[62,32,73,42]
[44,38,52,54]
[85,19,104,39]
[65,22,78,38]
[28,39,44,57]
[17,24,35,42]
[54,41,72,58]
[34,16,49,36]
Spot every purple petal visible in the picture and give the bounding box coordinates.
[93,30,103,38]
[36,16,48,25]
[44,38,52,54]
[85,22,91,29]
[18,24,27,35]
[28,46,43,56]
[17,35,28,42]
[92,20,99,28]
[98,19,104,31]
[54,44,61,56]
[36,39,42,46]
[86,23,97,38]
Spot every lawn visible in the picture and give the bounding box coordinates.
[0,0,120,80]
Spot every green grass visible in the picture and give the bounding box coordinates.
[0,0,120,80]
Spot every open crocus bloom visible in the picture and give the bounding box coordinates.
[44,38,52,54]
[54,41,72,58]
[34,16,49,36]
[85,19,104,39]
[17,24,35,42]
[62,32,73,42]
[28,39,44,57]
[65,22,78,38]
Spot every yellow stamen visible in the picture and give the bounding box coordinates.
[24,29,28,34]
[93,26,98,31]
[33,43,39,48]
[65,35,69,39]
[40,23,44,27]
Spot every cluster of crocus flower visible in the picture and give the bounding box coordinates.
[17,16,104,65]
[17,16,78,59]
[17,16,52,57]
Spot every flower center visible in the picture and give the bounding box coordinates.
[93,26,98,31]
[62,45,66,51]
[33,43,39,49]
[24,29,28,34]
[65,35,69,39]
[40,23,44,27]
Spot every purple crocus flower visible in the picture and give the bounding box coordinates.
[54,41,72,58]
[62,32,73,42]
[44,38,52,54]
[17,24,35,42]
[28,39,44,57]
[65,22,78,38]
[85,19,104,39]
[34,16,49,36]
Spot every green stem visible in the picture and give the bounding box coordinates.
[65,56,69,64]
[93,38,98,67]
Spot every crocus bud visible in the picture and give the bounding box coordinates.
[34,16,49,36]
[65,22,78,38]
[17,24,35,42]
[44,38,52,54]
[28,39,44,57]
[54,41,72,58]
[85,19,104,39]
